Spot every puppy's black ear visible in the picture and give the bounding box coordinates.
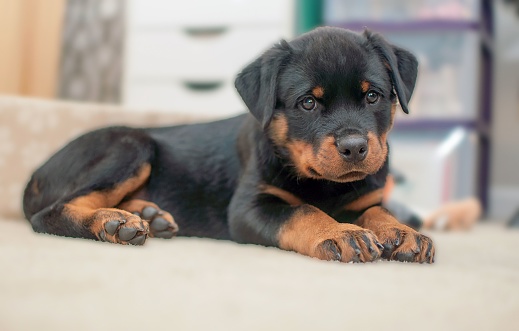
[235,40,291,128]
[364,30,418,114]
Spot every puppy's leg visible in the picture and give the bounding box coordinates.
[278,205,384,262]
[29,164,152,245]
[356,206,435,263]
[229,185,383,263]
[23,127,169,245]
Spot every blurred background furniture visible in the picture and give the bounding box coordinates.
[58,0,125,103]
[1,0,519,220]
[122,0,294,116]
[0,0,65,98]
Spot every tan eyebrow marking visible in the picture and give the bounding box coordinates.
[361,81,371,93]
[312,86,324,98]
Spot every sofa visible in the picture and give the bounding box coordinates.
[0,96,517,331]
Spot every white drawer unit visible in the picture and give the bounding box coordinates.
[126,27,283,80]
[123,0,294,115]
[125,78,245,116]
[130,0,292,27]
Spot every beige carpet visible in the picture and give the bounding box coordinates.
[1,217,518,331]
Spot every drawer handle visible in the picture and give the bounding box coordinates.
[183,81,224,92]
[183,26,228,38]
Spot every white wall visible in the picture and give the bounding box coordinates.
[489,1,519,219]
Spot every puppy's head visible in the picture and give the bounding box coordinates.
[235,27,418,183]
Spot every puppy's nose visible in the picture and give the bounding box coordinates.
[337,135,368,163]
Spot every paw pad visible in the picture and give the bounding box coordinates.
[100,215,148,245]
[133,206,178,239]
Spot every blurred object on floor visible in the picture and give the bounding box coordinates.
[382,174,422,230]
[423,197,482,231]
[384,199,423,231]
[383,173,482,232]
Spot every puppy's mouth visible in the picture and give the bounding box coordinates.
[336,171,368,182]
[308,167,367,182]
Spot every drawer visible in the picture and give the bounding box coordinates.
[125,27,283,80]
[324,0,480,23]
[388,128,478,212]
[123,79,247,116]
[129,0,290,27]
[386,31,481,121]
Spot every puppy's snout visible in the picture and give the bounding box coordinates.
[336,135,368,163]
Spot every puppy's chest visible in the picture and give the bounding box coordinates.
[289,184,363,214]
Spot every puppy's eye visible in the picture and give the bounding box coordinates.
[366,91,379,104]
[300,96,317,111]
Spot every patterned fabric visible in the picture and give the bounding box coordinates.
[0,96,212,218]
[58,0,125,102]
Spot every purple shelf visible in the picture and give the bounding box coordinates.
[330,20,481,32]
[393,119,490,136]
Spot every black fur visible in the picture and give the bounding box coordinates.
[23,27,418,248]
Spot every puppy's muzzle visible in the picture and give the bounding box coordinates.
[336,135,368,163]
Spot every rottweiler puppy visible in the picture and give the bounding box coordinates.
[23,27,435,263]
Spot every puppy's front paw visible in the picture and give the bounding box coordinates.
[278,205,383,263]
[357,207,435,263]
[312,227,384,263]
[377,227,435,263]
